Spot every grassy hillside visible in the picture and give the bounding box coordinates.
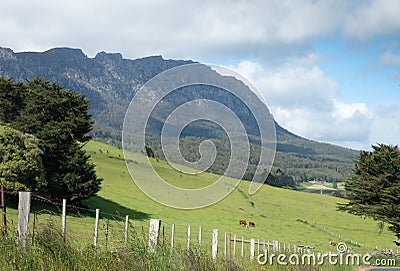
[79,140,396,254]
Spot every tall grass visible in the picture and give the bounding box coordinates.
[0,224,243,271]
[0,224,358,271]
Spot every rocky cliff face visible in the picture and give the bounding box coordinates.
[0,47,358,183]
[0,47,193,137]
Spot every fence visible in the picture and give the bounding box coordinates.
[0,191,320,262]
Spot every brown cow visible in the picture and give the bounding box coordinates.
[239,220,247,227]
[249,222,255,227]
[330,241,338,246]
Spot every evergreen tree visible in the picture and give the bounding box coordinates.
[0,78,24,123]
[265,168,297,189]
[339,144,400,245]
[145,145,155,158]
[0,77,102,202]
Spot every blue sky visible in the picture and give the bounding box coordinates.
[0,0,399,150]
[314,37,398,105]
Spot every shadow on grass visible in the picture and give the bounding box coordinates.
[83,195,150,221]
[3,194,150,221]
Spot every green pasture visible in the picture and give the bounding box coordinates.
[3,140,398,257]
[85,141,397,253]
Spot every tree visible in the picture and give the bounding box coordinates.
[0,126,45,193]
[50,143,102,201]
[0,77,102,202]
[265,168,297,189]
[0,78,24,123]
[145,145,155,158]
[338,144,400,246]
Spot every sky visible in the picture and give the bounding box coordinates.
[1,0,399,150]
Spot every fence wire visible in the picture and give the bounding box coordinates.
[3,191,398,260]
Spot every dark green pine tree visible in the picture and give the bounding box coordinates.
[52,142,102,202]
[339,144,400,246]
[0,78,25,123]
[0,77,102,202]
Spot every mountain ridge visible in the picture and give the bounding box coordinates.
[0,47,359,183]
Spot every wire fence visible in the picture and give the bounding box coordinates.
[3,190,399,261]
[1,190,315,261]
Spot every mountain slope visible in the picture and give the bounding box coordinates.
[0,47,359,182]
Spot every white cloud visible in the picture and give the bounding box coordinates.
[1,0,399,60]
[234,57,400,150]
[343,0,400,41]
[369,104,400,149]
[233,55,338,107]
[231,59,373,149]
[332,100,370,120]
[0,0,348,60]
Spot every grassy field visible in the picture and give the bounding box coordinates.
[3,140,399,261]
[82,141,397,253]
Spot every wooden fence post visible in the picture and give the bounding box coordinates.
[148,219,161,252]
[273,240,279,252]
[125,215,129,242]
[105,219,110,249]
[1,185,6,236]
[18,192,31,247]
[227,233,231,258]
[31,211,37,245]
[212,229,218,260]
[171,224,175,249]
[61,199,67,242]
[187,225,191,251]
[250,239,255,261]
[162,226,165,247]
[241,236,244,257]
[233,234,236,256]
[93,209,100,247]
[224,233,227,259]
[198,226,202,254]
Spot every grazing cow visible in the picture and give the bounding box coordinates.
[296,245,306,253]
[239,220,247,227]
[330,241,338,246]
[249,222,255,227]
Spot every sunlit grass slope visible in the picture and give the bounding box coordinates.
[82,140,397,253]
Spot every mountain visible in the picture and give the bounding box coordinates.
[0,47,358,183]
